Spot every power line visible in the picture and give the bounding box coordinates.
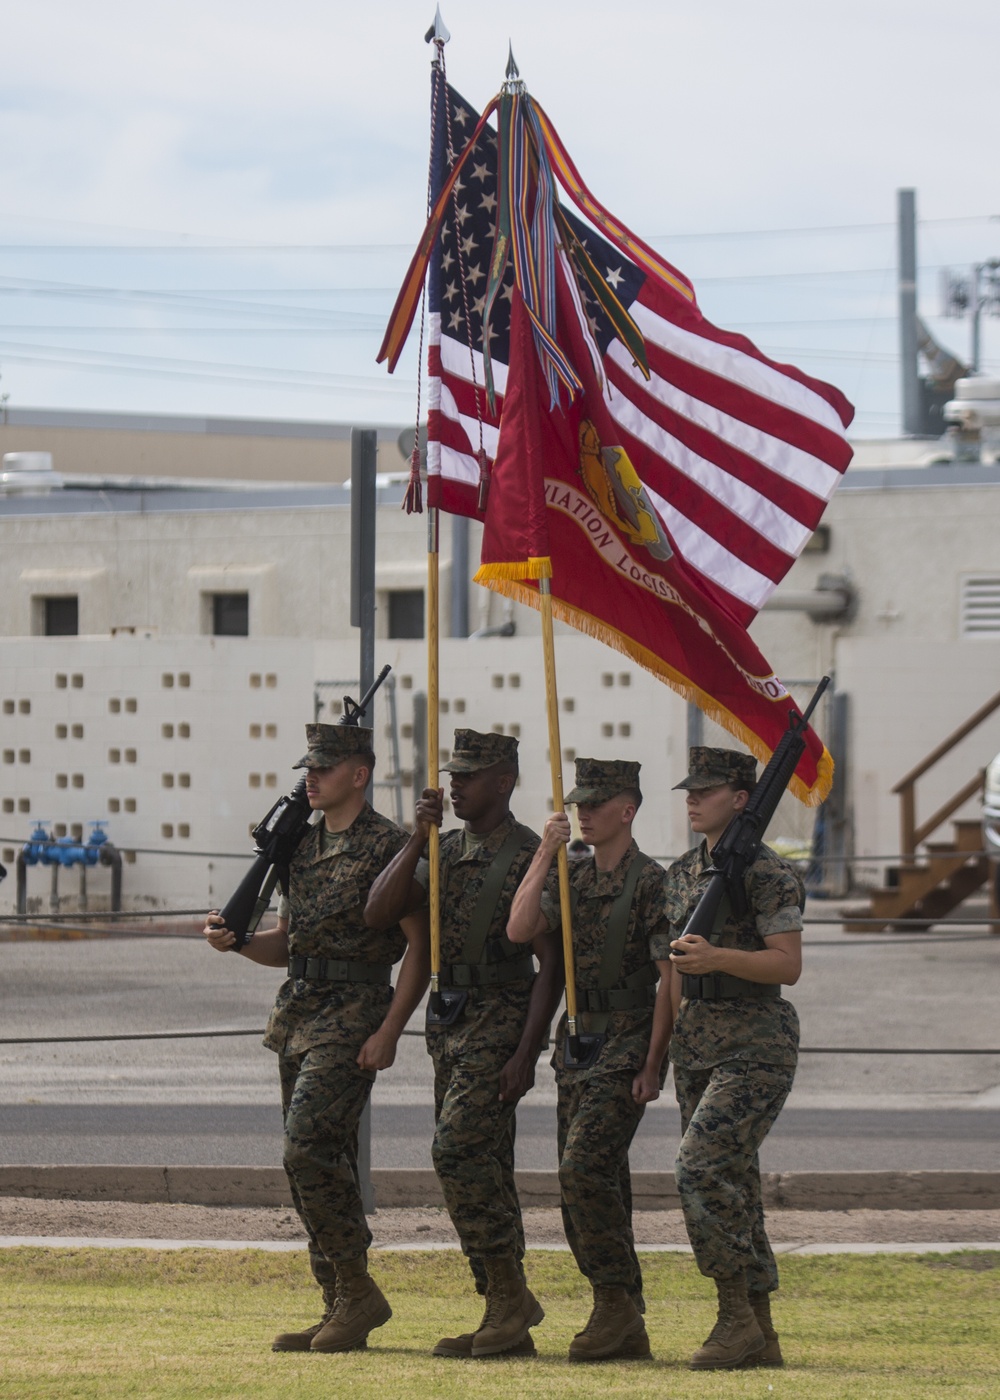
[0,276,390,326]
[0,326,384,336]
[0,345,417,395]
[0,315,904,334]
[0,213,994,252]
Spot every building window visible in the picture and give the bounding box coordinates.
[388,589,424,639]
[42,596,79,636]
[212,593,249,637]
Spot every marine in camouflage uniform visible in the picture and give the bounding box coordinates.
[660,746,804,1370]
[365,729,563,1359]
[508,758,675,1362]
[205,723,429,1355]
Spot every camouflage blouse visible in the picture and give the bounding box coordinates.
[416,812,542,1053]
[264,804,409,1057]
[543,839,671,1079]
[661,842,803,1072]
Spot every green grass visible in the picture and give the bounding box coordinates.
[1,1247,998,1399]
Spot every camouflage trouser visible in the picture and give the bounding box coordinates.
[556,1070,645,1293]
[431,1037,526,1293]
[674,1061,796,1292]
[278,1043,376,1289]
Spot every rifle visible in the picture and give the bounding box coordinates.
[219,665,392,948]
[676,676,829,944]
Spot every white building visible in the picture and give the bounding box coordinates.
[2,408,999,915]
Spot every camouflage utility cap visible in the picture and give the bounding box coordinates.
[293,723,374,769]
[440,728,519,773]
[565,757,641,805]
[673,746,756,792]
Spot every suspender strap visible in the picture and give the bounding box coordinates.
[595,852,650,989]
[575,853,655,1030]
[459,823,532,966]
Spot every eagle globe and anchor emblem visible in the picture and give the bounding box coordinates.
[576,420,673,563]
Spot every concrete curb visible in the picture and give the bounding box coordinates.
[2,1236,999,1255]
[3,1166,1000,1211]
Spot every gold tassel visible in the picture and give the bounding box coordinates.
[402,447,423,515]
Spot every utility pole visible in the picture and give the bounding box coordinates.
[971,261,1000,373]
[350,426,377,1213]
[897,189,922,435]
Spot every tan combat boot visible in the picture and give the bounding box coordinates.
[432,1326,537,1359]
[310,1254,392,1353]
[272,1283,348,1352]
[469,1255,544,1357]
[568,1286,650,1362]
[688,1278,765,1370]
[742,1291,783,1367]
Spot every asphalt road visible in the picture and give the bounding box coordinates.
[2,917,999,1171]
[2,1101,1000,1173]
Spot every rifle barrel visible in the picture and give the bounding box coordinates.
[797,675,830,728]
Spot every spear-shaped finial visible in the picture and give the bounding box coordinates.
[503,43,525,94]
[425,6,450,43]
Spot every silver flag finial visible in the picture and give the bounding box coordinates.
[425,6,451,43]
[505,44,519,80]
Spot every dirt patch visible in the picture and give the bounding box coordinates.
[2,1197,1000,1246]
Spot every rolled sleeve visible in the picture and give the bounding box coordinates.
[757,904,804,938]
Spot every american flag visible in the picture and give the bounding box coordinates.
[424,79,854,631]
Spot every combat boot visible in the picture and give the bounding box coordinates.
[469,1255,544,1357]
[310,1254,392,1353]
[432,1327,537,1359]
[272,1283,352,1352]
[741,1291,783,1367]
[568,1286,650,1362]
[688,1277,765,1370]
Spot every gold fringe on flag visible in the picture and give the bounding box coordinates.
[480,576,834,807]
[474,557,553,583]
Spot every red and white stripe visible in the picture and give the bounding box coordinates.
[428,246,853,626]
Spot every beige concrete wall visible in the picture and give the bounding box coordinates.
[5,466,1000,901]
[0,422,407,485]
[1,631,691,916]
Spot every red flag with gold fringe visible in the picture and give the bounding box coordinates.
[380,71,853,804]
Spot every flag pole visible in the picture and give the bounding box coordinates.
[427,503,442,1016]
[539,576,580,1049]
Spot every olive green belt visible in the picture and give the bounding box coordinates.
[288,954,392,985]
[438,953,535,988]
[682,973,779,1001]
[577,961,658,1012]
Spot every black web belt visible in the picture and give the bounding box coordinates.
[682,972,780,1001]
[288,954,392,986]
[577,961,658,1012]
[437,953,535,988]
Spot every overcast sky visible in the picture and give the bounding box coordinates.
[1,0,998,437]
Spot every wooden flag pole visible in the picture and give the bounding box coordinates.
[427,507,443,1015]
[539,576,579,1047]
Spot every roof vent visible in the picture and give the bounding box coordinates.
[0,451,64,495]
